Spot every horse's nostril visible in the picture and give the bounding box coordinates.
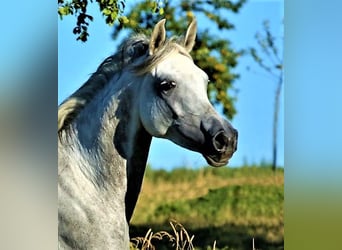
[212,131,229,152]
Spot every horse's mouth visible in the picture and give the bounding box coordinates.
[203,153,231,167]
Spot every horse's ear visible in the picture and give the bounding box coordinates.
[184,18,197,52]
[149,19,166,55]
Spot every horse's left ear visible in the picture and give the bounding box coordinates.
[184,18,197,52]
[149,19,166,55]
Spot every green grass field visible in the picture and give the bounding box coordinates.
[129,165,284,250]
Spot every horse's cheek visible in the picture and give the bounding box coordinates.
[139,98,167,137]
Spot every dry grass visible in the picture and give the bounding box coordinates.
[130,220,266,250]
[130,220,196,250]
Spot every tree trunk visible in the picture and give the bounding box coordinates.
[272,74,283,171]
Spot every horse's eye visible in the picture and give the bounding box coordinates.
[159,80,176,93]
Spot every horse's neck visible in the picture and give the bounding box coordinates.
[69,75,152,220]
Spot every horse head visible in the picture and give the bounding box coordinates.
[138,19,238,167]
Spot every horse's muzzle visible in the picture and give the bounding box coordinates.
[201,118,238,167]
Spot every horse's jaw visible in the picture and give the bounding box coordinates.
[203,152,232,167]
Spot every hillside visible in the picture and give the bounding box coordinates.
[129,165,284,250]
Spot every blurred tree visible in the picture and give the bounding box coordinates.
[248,20,283,171]
[58,0,247,119]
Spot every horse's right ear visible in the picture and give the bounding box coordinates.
[183,18,197,52]
[149,19,166,55]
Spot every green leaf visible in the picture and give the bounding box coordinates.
[58,6,71,17]
[119,16,129,24]
[102,8,112,16]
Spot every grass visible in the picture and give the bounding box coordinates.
[130,220,195,250]
[129,165,284,250]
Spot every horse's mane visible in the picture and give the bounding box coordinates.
[58,33,191,134]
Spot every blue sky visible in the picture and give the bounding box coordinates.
[58,0,284,169]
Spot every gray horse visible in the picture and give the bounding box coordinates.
[58,19,238,249]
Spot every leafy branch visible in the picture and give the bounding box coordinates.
[58,0,164,41]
